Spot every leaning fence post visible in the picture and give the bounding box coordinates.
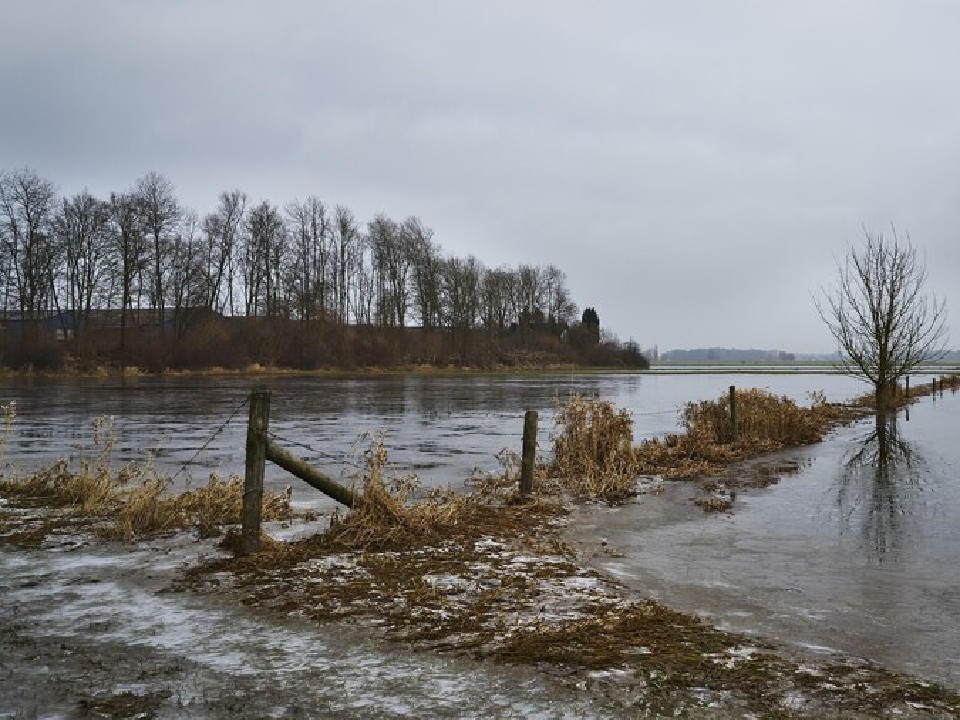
[242,386,271,554]
[729,385,738,443]
[520,410,538,496]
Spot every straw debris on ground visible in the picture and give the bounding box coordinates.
[181,434,960,718]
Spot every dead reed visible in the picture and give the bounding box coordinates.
[321,434,557,552]
[1,464,292,541]
[551,394,638,502]
[636,389,859,479]
[0,415,291,541]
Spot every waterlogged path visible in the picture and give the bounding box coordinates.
[0,533,604,719]
[572,389,960,691]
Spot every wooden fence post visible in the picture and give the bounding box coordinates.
[729,385,738,443]
[905,375,910,399]
[520,410,538,496]
[242,386,271,554]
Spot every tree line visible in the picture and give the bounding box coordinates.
[0,167,647,371]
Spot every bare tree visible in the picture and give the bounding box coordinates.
[367,214,410,327]
[0,168,59,324]
[168,211,206,335]
[53,190,113,341]
[108,192,148,354]
[817,226,948,412]
[332,205,359,324]
[286,196,331,325]
[134,172,181,332]
[542,264,577,332]
[242,201,287,318]
[481,266,515,335]
[407,218,443,330]
[201,190,246,314]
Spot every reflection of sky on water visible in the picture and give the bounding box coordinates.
[2,374,958,689]
[575,391,960,690]
[0,373,868,499]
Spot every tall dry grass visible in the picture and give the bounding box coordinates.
[0,414,291,540]
[636,389,858,479]
[684,389,845,446]
[324,434,477,550]
[551,394,638,501]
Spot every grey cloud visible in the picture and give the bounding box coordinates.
[2,0,958,350]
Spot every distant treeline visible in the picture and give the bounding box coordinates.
[0,167,647,371]
[660,348,799,363]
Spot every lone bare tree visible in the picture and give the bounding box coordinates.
[817,226,949,412]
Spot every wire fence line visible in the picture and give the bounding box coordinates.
[169,395,249,483]
[165,389,687,484]
[266,429,360,468]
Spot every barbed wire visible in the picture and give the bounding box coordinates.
[170,395,249,483]
[165,400,686,485]
[630,407,684,417]
[266,429,361,469]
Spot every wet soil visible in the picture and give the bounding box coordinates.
[3,493,959,719]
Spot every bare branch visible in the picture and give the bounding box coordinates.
[816,226,949,411]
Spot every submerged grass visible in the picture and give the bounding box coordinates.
[0,415,291,544]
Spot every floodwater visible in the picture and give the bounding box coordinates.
[0,372,867,509]
[572,386,960,691]
[0,533,601,719]
[2,371,958,713]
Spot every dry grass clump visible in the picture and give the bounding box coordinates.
[0,458,118,510]
[322,435,488,551]
[636,389,859,480]
[685,389,849,446]
[111,475,292,540]
[1,465,293,541]
[552,394,638,501]
[0,415,291,541]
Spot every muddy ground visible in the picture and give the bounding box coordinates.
[2,479,959,719]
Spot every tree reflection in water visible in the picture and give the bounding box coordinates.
[836,413,926,562]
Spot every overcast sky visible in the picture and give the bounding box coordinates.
[2,1,957,353]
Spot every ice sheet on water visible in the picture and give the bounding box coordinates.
[0,537,603,717]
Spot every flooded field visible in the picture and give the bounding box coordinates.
[572,388,960,691]
[0,372,867,506]
[0,533,602,719]
[2,372,958,716]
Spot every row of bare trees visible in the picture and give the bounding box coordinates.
[0,167,626,369]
